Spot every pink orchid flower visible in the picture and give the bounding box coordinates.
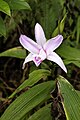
[19,23,67,73]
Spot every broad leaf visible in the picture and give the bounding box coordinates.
[1,81,55,120]
[0,47,26,59]
[0,0,11,16]
[8,0,31,10]
[28,104,52,120]
[76,90,80,98]
[56,43,80,67]
[57,76,80,120]
[9,69,51,99]
[57,43,80,60]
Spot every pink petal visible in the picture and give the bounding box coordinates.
[47,52,67,73]
[43,35,63,53]
[35,23,46,47]
[39,49,46,60]
[33,49,46,67]
[19,35,41,54]
[33,55,42,67]
[22,53,33,69]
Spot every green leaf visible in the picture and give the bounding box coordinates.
[57,43,79,60]
[76,16,80,46]
[52,13,67,37]
[76,90,80,98]
[0,16,6,37]
[64,60,80,68]
[57,76,80,120]
[0,47,26,59]
[1,81,55,120]
[28,104,52,120]
[75,0,80,10]
[0,0,11,16]
[8,0,31,10]
[56,43,80,67]
[9,69,51,99]
[35,0,63,38]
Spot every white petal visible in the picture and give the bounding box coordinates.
[35,23,46,47]
[43,35,63,53]
[39,49,46,60]
[19,35,41,54]
[22,53,33,69]
[47,52,67,73]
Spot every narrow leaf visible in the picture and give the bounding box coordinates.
[9,69,51,99]
[52,13,67,37]
[28,104,52,120]
[57,76,80,120]
[76,16,80,46]
[1,81,55,120]
[0,16,6,37]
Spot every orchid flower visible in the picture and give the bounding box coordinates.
[19,23,67,73]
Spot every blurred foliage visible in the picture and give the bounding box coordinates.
[0,0,80,120]
[0,0,11,16]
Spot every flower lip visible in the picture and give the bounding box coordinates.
[33,56,42,66]
[33,48,47,66]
